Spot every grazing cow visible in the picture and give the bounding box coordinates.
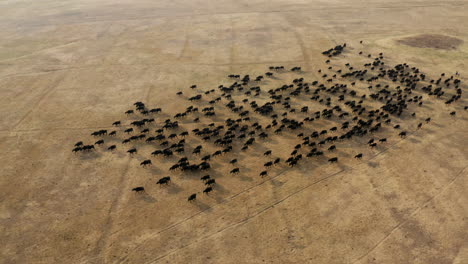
[264,161,273,168]
[127,148,137,154]
[82,145,95,151]
[201,175,210,181]
[169,164,179,171]
[72,147,82,153]
[132,187,145,193]
[203,187,213,194]
[157,176,171,185]
[151,150,162,156]
[140,160,152,167]
[188,193,197,202]
[206,179,216,186]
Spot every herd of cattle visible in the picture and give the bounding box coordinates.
[72,41,465,203]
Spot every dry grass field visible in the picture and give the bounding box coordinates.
[0,0,467,264]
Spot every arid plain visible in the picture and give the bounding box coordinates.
[0,0,467,264]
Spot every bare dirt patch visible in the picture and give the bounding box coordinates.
[397,34,463,50]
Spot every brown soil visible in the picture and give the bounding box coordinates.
[398,34,463,50]
[1,1,467,264]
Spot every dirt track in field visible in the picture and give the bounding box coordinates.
[0,1,467,264]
